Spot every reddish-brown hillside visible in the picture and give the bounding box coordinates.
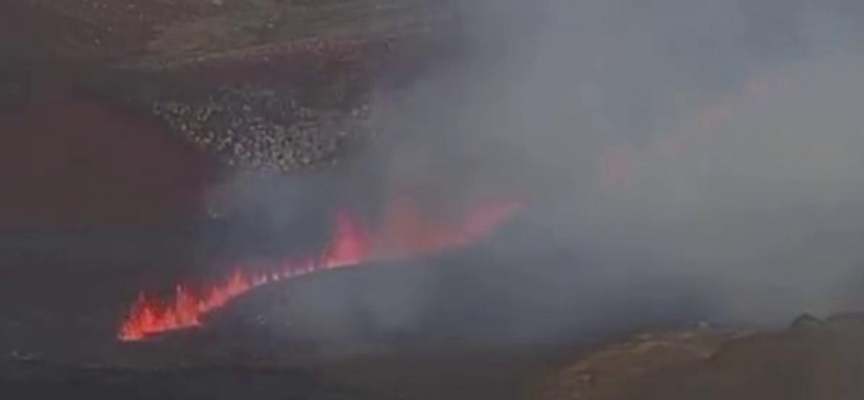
[0,95,211,230]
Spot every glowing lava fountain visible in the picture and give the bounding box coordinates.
[118,198,523,341]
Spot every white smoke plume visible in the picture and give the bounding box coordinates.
[363,0,864,329]
[215,0,864,347]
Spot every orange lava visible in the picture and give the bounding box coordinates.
[118,198,523,341]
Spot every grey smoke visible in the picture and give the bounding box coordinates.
[377,0,864,324]
[219,0,864,348]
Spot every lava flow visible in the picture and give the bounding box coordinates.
[118,198,523,341]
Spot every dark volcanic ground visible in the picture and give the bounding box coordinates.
[0,63,566,400]
[2,68,863,400]
[0,76,702,397]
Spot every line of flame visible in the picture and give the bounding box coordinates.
[118,200,523,341]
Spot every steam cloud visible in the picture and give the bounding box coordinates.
[213,0,864,348]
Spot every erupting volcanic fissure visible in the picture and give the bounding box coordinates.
[118,197,523,341]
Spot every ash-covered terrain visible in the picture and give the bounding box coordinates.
[541,313,864,400]
[148,82,368,172]
[4,0,460,174]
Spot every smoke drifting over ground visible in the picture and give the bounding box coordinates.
[213,0,864,348]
